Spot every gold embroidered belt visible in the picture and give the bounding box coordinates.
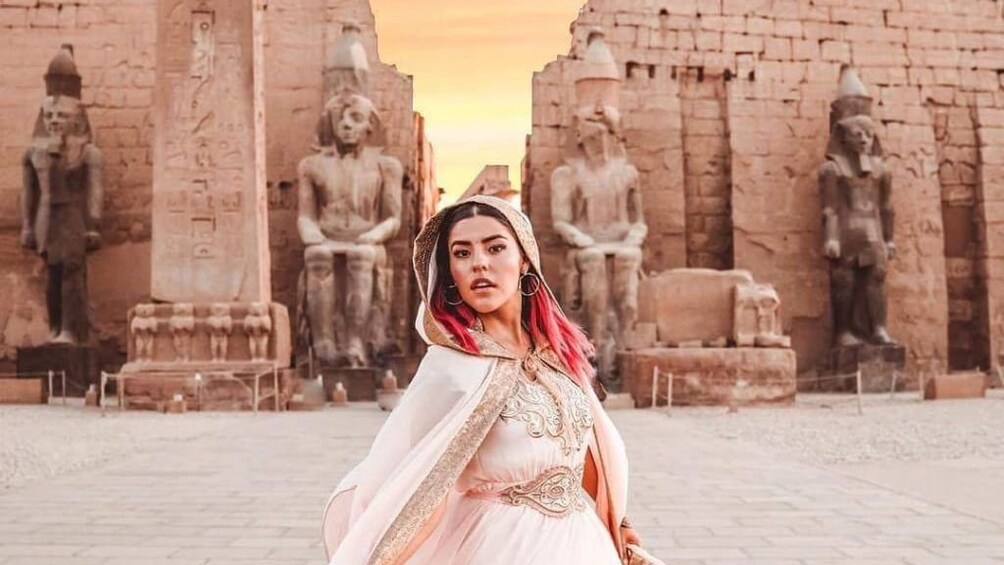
[494,465,589,518]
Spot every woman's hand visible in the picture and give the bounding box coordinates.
[621,525,642,547]
[620,516,643,563]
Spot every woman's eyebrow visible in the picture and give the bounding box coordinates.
[450,234,507,247]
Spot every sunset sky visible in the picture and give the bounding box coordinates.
[370,1,585,202]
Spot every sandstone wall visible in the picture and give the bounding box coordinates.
[525,0,1004,377]
[0,0,432,371]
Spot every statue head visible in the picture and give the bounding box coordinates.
[211,303,230,317]
[837,115,876,156]
[317,93,381,152]
[249,302,269,317]
[826,65,882,162]
[41,95,85,140]
[574,103,621,158]
[33,45,91,149]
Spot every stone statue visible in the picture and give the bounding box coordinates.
[820,66,896,347]
[297,33,403,368]
[206,303,233,362]
[169,303,195,362]
[551,29,646,374]
[734,282,790,348]
[20,45,103,345]
[131,304,158,363]
[243,303,271,362]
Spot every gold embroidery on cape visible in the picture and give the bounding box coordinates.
[500,464,588,518]
[369,358,522,565]
[500,363,593,456]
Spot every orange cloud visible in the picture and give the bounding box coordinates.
[370,0,584,202]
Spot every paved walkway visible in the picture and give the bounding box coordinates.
[0,405,1003,564]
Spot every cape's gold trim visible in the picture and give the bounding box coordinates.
[369,358,522,565]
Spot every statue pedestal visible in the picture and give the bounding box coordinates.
[119,302,291,411]
[17,344,98,398]
[821,344,907,393]
[316,367,383,402]
[620,348,796,407]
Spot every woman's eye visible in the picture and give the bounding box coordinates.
[489,244,505,253]
[452,249,469,258]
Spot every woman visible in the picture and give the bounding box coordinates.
[322,195,644,564]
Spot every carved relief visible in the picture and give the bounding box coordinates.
[169,303,196,362]
[244,303,271,362]
[131,304,159,362]
[734,282,790,348]
[206,303,232,361]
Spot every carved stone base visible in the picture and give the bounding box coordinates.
[118,302,292,411]
[316,367,383,402]
[17,343,98,398]
[620,348,797,407]
[117,368,294,412]
[821,343,907,393]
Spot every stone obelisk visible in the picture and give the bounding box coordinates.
[120,0,290,410]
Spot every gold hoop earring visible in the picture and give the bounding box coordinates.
[520,272,541,297]
[445,283,464,306]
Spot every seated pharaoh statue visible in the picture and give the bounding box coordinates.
[296,90,403,368]
[551,29,647,374]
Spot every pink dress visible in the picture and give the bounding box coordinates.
[412,360,622,564]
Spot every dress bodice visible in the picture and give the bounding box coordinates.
[457,359,594,495]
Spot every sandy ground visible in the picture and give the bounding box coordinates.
[0,403,248,490]
[669,389,1004,465]
[3,390,1002,489]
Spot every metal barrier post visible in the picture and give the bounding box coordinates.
[47,370,54,404]
[273,363,280,412]
[253,374,260,414]
[61,370,67,406]
[855,370,863,415]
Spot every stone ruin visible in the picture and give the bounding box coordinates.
[620,269,796,406]
[523,0,1004,396]
[0,0,438,408]
[5,0,1004,407]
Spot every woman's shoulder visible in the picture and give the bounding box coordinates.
[412,344,495,388]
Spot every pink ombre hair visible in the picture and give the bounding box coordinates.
[427,203,596,386]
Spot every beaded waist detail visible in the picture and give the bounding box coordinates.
[491,465,588,518]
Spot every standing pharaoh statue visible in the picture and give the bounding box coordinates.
[20,45,103,345]
[551,29,646,374]
[820,66,896,347]
[297,26,403,367]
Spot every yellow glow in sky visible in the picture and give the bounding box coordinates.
[370,1,584,203]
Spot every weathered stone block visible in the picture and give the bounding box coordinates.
[637,269,754,345]
[0,378,45,405]
[924,372,987,400]
[620,348,796,407]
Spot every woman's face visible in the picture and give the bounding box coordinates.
[447,214,528,316]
